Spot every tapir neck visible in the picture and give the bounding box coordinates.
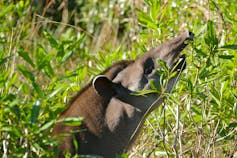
[104,98,144,151]
[104,95,164,153]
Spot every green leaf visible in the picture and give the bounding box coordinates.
[199,67,210,79]
[149,79,161,92]
[187,78,193,93]
[169,71,178,79]
[1,126,22,137]
[167,94,181,104]
[9,100,21,118]
[73,135,79,152]
[43,31,58,48]
[193,114,202,123]
[219,44,237,50]
[39,120,55,132]
[191,106,201,115]
[57,117,83,126]
[18,65,43,97]
[137,9,157,29]
[154,151,167,156]
[205,20,218,49]
[210,86,221,106]
[44,63,54,78]
[77,33,86,45]
[218,55,234,59]
[132,89,158,95]
[31,100,41,123]
[0,4,15,17]
[61,51,74,63]
[18,65,35,82]
[18,49,35,67]
[116,153,128,158]
[228,122,237,128]
[57,46,64,63]
[150,0,160,21]
[0,55,12,65]
[207,20,218,44]
[194,48,207,57]
[48,87,64,98]
[32,81,44,97]
[157,59,168,72]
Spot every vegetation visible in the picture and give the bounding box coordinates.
[0,0,236,157]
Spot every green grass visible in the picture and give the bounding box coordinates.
[0,0,236,157]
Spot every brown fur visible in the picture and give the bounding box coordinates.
[52,60,133,157]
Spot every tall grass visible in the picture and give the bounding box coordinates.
[0,0,236,157]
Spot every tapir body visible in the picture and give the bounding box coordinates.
[52,31,193,157]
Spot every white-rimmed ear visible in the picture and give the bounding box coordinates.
[92,75,116,97]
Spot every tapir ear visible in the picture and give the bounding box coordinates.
[92,75,116,97]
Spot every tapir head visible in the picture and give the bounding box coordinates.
[113,31,193,91]
[93,31,193,111]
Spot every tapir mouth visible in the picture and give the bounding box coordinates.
[159,31,194,69]
[170,31,194,71]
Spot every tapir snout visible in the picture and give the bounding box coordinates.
[94,31,193,113]
[112,31,193,92]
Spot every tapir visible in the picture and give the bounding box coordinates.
[52,31,194,157]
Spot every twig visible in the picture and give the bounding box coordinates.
[173,103,180,158]
[162,102,170,157]
[2,134,10,158]
[205,119,220,155]
[211,0,226,36]
[57,0,68,33]
[41,0,55,17]
[34,14,94,38]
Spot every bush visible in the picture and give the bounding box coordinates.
[0,0,236,157]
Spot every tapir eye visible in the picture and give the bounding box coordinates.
[144,58,154,75]
[144,66,153,75]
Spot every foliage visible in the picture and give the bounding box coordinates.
[0,0,236,157]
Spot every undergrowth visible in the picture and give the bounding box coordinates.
[0,0,236,157]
